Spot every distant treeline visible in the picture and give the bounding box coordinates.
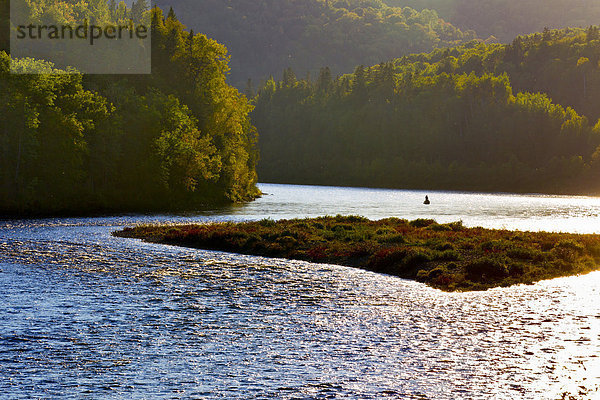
[397,26,600,122]
[0,5,259,215]
[385,0,600,43]
[252,27,600,194]
[154,0,475,87]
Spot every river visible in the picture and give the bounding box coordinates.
[1,183,599,399]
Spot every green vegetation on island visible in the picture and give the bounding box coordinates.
[115,216,600,292]
[252,27,600,194]
[0,4,259,215]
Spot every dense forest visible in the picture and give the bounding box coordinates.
[252,27,600,194]
[396,27,600,124]
[0,0,7,53]
[154,0,475,87]
[386,0,600,43]
[0,4,259,214]
[4,0,600,212]
[150,0,600,86]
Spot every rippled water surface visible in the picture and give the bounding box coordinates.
[1,184,599,399]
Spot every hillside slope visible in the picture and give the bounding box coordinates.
[386,0,600,42]
[252,27,600,194]
[153,0,475,86]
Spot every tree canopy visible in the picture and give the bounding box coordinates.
[395,27,600,122]
[154,0,475,86]
[0,5,259,215]
[252,28,600,194]
[385,0,600,43]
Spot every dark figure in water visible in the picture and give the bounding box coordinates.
[424,195,430,205]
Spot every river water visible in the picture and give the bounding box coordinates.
[1,183,599,399]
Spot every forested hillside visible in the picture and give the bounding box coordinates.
[4,0,600,208]
[0,0,8,53]
[386,0,600,43]
[397,27,600,122]
[252,27,600,194]
[153,0,475,86]
[1,5,259,215]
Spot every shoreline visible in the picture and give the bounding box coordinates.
[255,179,600,198]
[114,216,600,292]
[259,181,562,198]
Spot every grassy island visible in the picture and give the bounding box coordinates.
[115,216,600,291]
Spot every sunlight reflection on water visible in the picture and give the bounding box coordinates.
[242,184,600,233]
[0,184,599,399]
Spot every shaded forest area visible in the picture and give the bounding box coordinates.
[0,3,259,215]
[387,0,600,43]
[154,0,475,87]
[252,28,600,194]
[150,0,600,87]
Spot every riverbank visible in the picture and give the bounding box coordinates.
[114,216,600,291]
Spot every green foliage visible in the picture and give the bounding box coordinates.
[258,218,277,227]
[0,5,259,214]
[506,247,540,261]
[434,249,461,261]
[409,219,437,228]
[0,53,110,211]
[396,28,600,122]
[152,0,475,86]
[434,242,454,251]
[465,256,509,281]
[378,233,405,244]
[116,216,600,291]
[552,239,585,261]
[385,0,600,43]
[253,28,600,194]
[404,249,433,268]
